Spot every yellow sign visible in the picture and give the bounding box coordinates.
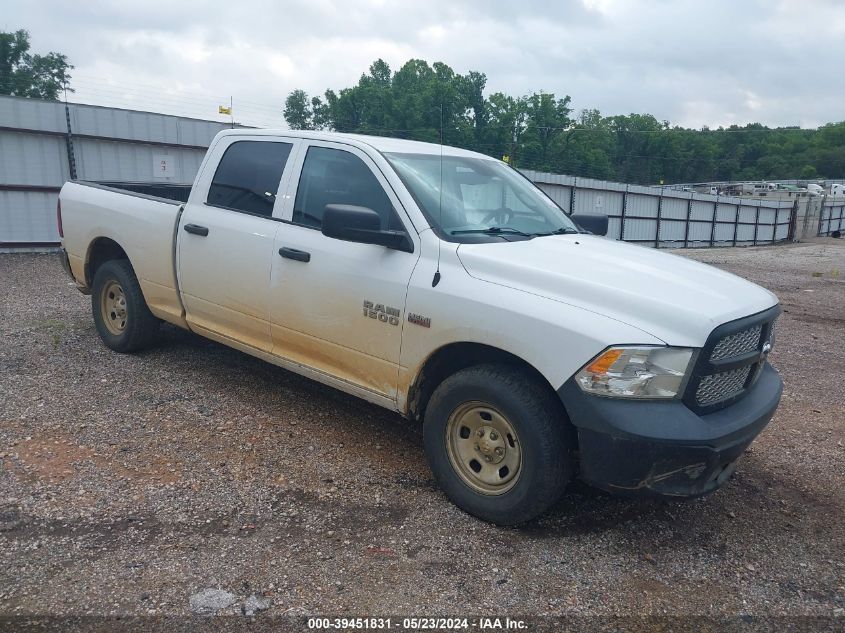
[218,105,232,115]
[502,155,510,164]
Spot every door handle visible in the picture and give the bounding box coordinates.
[278,247,311,263]
[183,223,209,236]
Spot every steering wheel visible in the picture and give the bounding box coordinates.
[481,207,514,225]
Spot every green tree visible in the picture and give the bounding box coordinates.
[485,93,528,165]
[606,113,668,183]
[283,89,314,130]
[353,59,395,132]
[283,57,845,184]
[310,95,330,130]
[460,70,488,150]
[292,58,482,145]
[557,109,615,179]
[0,29,73,99]
[520,92,572,171]
[799,164,818,179]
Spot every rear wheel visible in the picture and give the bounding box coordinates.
[91,259,159,352]
[423,363,572,525]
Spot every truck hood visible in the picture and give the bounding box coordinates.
[456,235,778,346]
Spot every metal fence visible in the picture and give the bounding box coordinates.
[0,94,235,245]
[523,170,796,248]
[818,198,845,236]
[659,178,845,193]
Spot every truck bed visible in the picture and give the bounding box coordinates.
[94,181,193,204]
[59,180,187,328]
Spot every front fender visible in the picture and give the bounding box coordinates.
[399,244,664,410]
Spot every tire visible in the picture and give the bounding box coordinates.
[423,363,572,525]
[91,259,159,353]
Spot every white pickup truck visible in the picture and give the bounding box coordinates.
[58,130,783,524]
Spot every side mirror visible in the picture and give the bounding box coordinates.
[570,213,608,236]
[321,204,413,252]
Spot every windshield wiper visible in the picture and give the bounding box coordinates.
[533,227,580,236]
[450,227,534,238]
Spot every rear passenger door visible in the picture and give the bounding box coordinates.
[178,137,299,352]
[269,141,420,402]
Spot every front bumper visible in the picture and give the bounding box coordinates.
[558,362,783,497]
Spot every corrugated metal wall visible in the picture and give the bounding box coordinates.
[818,198,845,235]
[0,95,234,244]
[521,170,796,248]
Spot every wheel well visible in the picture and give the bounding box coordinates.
[86,238,129,286]
[408,342,558,422]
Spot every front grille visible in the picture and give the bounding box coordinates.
[696,366,752,406]
[684,305,780,413]
[710,325,762,361]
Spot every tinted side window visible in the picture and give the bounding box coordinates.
[293,147,398,230]
[207,141,292,216]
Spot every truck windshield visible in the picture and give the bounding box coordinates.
[383,152,579,240]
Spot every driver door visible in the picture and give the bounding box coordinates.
[269,141,420,401]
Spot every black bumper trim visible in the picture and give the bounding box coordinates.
[558,362,783,497]
[59,248,73,278]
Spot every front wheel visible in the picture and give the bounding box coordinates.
[91,259,159,353]
[423,363,572,525]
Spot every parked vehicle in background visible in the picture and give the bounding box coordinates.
[56,130,784,525]
[693,185,720,196]
[831,183,845,196]
[776,184,807,197]
[807,183,824,196]
[753,182,778,194]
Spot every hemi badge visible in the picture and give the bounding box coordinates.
[408,313,431,328]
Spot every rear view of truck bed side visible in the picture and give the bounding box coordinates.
[59,181,188,329]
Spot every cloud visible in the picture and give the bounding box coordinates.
[4,0,844,129]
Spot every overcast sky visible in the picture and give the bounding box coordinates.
[5,0,845,129]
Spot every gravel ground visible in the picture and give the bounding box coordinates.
[0,240,843,625]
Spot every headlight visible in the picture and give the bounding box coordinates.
[575,346,695,399]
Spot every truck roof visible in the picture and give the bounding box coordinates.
[214,128,494,159]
